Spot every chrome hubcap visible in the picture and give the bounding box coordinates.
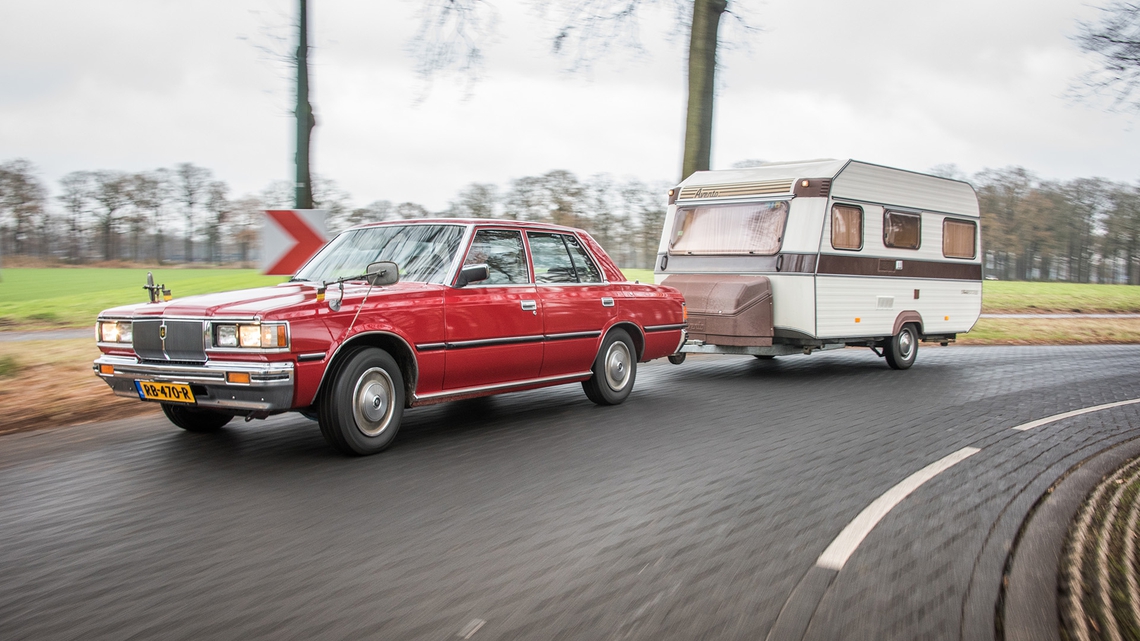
[352,367,395,437]
[604,341,632,391]
[898,330,914,360]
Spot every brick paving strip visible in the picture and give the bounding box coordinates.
[1060,455,1140,641]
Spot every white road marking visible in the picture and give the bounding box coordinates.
[1011,398,1140,432]
[816,446,981,571]
[458,618,486,639]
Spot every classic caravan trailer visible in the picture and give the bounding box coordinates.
[656,159,982,369]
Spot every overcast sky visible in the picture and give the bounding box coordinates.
[1,0,1134,210]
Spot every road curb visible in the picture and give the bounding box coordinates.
[1002,435,1140,641]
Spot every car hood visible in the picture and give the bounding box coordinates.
[98,281,435,319]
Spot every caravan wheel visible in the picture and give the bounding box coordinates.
[884,324,918,370]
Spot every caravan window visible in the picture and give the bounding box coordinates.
[884,211,921,249]
[831,204,863,250]
[669,201,788,255]
[943,219,977,259]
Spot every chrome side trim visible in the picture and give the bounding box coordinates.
[297,352,326,362]
[644,323,688,332]
[415,342,447,352]
[447,334,545,349]
[545,330,602,341]
[414,371,593,403]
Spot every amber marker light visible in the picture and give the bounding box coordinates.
[855,317,861,323]
[99,364,114,375]
[227,372,251,384]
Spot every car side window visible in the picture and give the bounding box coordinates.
[564,235,603,283]
[463,229,529,285]
[528,232,579,283]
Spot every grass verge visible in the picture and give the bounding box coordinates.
[957,318,1140,345]
[0,268,287,330]
[0,339,159,435]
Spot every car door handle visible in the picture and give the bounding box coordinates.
[601,297,614,307]
[521,300,537,312]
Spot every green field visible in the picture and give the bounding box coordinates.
[2,267,1139,331]
[980,280,1140,313]
[0,268,288,329]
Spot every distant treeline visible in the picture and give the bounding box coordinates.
[1,157,1138,282]
[0,159,667,269]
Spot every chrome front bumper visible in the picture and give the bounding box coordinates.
[93,355,295,412]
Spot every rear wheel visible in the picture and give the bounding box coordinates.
[162,404,233,433]
[318,347,405,456]
[884,323,919,370]
[583,328,637,406]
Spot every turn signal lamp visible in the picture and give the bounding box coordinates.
[226,372,251,384]
[99,364,114,375]
[682,303,688,322]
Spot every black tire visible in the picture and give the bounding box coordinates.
[668,353,686,365]
[162,404,233,433]
[582,328,637,406]
[754,354,776,360]
[884,323,919,370]
[317,347,405,456]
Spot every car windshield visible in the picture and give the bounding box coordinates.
[293,224,465,284]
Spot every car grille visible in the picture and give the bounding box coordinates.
[132,320,206,362]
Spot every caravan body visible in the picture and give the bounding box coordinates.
[656,159,981,368]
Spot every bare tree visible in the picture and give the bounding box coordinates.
[204,180,230,263]
[229,196,264,265]
[395,202,431,219]
[447,183,499,218]
[174,163,212,263]
[90,170,131,261]
[58,172,92,264]
[410,0,752,181]
[1073,1,1140,111]
[0,159,48,258]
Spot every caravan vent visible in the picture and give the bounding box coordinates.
[678,179,794,201]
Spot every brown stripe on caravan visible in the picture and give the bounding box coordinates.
[678,179,794,200]
[817,255,982,280]
[661,253,817,274]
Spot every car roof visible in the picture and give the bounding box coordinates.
[347,218,586,234]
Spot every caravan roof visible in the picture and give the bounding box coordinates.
[678,159,979,219]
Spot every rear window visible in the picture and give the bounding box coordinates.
[669,201,788,255]
[943,219,977,259]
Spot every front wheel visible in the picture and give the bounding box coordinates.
[884,323,919,370]
[583,328,637,406]
[162,404,233,433]
[318,347,405,455]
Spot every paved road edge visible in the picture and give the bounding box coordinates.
[1001,435,1140,641]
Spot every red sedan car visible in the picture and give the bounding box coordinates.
[94,220,687,455]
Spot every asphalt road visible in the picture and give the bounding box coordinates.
[3,345,1140,641]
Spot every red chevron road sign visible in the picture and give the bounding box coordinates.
[262,209,327,275]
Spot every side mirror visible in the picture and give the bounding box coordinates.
[455,264,489,288]
[365,261,399,287]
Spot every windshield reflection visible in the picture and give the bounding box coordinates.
[294,224,465,284]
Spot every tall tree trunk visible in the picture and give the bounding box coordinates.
[680,0,727,181]
[295,0,315,210]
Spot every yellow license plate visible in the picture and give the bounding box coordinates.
[135,381,196,404]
